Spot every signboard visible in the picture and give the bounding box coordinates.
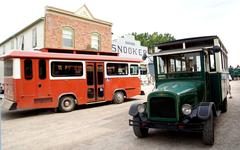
[112,34,148,62]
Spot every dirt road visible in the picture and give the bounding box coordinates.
[1,81,240,150]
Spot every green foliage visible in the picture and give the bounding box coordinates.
[132,32,175,53]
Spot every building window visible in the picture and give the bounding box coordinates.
[21,35,24,50]
[32,28,37,48]
[91,33,100,50]
[16,37,18,49]
[2,45,5,54]
[62,27,74,48]
[11,40,14,49]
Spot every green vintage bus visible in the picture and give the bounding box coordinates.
[129,36,229,145]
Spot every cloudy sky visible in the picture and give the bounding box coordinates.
[0,0,239,66]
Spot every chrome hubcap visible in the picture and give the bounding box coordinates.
[117,93,123,99]
[64,100,70,107]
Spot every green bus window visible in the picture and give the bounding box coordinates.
[210,53,216,71]
[170,59,175,72]
[176,60,181,72]
[196,56,201,71]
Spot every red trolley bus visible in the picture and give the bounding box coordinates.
[2,50,142,112]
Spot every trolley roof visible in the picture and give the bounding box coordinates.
[1,50,142,63]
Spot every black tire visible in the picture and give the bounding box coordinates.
[113,91,124,104]
[58,96,75,112]
[202,110,214,145]
[133,116,149,138]
[221,98,228,113]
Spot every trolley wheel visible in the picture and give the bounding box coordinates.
[202,110,214,145]
[113,91,124,104]
[133,116,149,138]
[58,96,75,112]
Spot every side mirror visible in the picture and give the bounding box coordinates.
[142,53,147,60]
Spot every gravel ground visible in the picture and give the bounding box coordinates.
[1,81,240,150]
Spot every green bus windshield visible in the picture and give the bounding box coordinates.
[156,52,202,79]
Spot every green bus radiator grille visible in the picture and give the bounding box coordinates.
[149,97,176,118]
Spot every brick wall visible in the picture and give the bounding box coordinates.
[44,11,112,52]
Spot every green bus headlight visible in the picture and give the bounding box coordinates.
[181,104,192,115]
[137,104,146,113]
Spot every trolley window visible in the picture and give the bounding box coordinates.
[140,65,147,75]
[24,59,33,80]
[130,65,139,75]
[97,65,104,84]
[39,59,46,79]
[4,60,13,76]
[51,61,83,77]
[107,63,128,76]
[87,65,94,85]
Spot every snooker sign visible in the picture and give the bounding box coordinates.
[112,34,148,60]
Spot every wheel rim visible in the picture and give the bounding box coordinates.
[64,100,71,107]
[116,93,123,100]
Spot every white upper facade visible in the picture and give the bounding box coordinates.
[0,18,45,55]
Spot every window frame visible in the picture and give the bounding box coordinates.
[209,50,216,72]
[4,59,13,77]
[16,37,18,49]
[2,45,5,54]
[62,26,74,48]
[140,64,147,75]
[32,28,37,48]
[49,60,85,80]
[11,40,14,49]
[157,52,202,74]
[106,63,129,76]
[51,61,83,77]
[21,35,24,50]
[91,32,101,50]
[24,59,33,80]
[130,64,139,75]
[39,59,46,80]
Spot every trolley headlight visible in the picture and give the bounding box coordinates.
[137,104,146,113]
[181,104,192,115]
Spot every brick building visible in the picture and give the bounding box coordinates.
[0,5,112,84]
[44,5,112,51]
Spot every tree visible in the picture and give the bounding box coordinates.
[132,32,175,53]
